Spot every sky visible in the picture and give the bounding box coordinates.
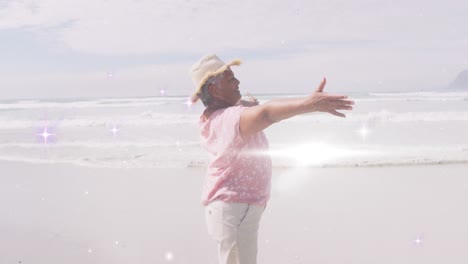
[0,0,467,100]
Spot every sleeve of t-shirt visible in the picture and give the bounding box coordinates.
[209,105,246,157]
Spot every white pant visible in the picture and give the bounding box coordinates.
[205,201,266,264]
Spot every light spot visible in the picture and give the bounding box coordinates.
[109,123,119,137]
[413,235,423,246]
[37,125,56,144]
[165,251,174,261]
[357,124,370,139]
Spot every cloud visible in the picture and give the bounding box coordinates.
[1,0,467,57]
[5,0,466,55]
[1,0,468,99]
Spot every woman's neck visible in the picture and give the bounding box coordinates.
[201,99,233,121]
[208,98,233,111]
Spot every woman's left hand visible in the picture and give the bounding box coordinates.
[237,93,259,107]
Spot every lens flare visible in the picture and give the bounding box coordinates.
[109,123,119,137]
[37,125,56,144]
[184,98,193,110]
[357,124,370,139]
[269,142,369,167]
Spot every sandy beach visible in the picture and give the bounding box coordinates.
[1,161,467,264]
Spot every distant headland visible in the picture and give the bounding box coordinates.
[448,70,468,90]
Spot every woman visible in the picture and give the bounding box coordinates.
[190,54,354,264]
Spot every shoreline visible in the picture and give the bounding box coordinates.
[2,156,468,170]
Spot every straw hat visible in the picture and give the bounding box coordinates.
[189,54,241,103]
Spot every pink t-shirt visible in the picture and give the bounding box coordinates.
[199,105,272,206]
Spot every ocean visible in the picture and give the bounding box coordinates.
[2,92,468,264]
[1,91,468,169]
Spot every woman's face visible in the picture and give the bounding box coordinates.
[209,68,241,106]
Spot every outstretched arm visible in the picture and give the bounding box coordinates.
[239,78,354,139]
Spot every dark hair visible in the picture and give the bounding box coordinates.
[197,76,217,107]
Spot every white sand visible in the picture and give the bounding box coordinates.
[1,161,467,264]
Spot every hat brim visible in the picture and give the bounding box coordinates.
[191,59,242,103]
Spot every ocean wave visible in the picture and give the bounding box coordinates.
[355,97,468,102]
[1,155,467,169]
[321,159,468,168]
[362,91,468,102]
[3,92,468,110]
[189,159,468,168]
[2,110,468,129]
[369,91,468,97]
[0,140,200,149]
[350,110,468,122]
[0,97,189,110]
[0,113,199,128]
[287,110,468,123]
